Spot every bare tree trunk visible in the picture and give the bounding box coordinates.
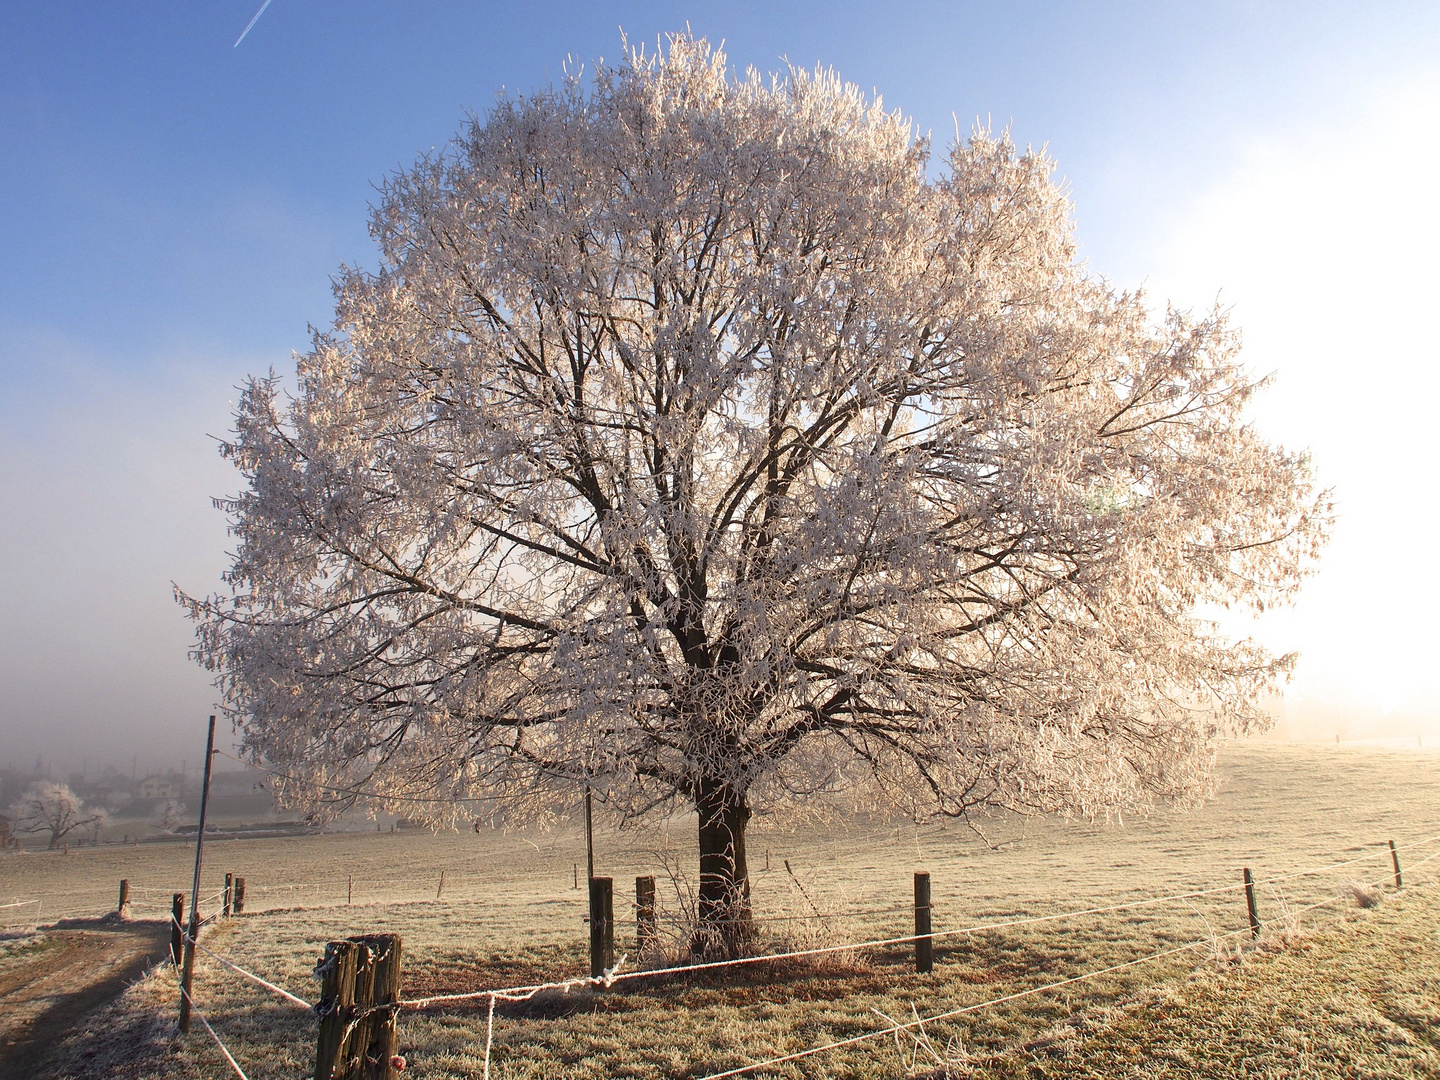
[693,780,752,957]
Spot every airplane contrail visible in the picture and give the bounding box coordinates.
[234,0,275,48]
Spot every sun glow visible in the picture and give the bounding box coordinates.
[1145,78,1440,738]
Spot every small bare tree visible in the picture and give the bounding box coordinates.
[8,782,108,850]
[182,36,1328,952]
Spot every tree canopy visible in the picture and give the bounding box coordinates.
[182,36,1328,943]
[8,782,108,850]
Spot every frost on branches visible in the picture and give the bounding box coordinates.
[181,36,1328,949]
[8,782,108,850]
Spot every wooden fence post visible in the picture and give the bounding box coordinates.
[348,874,353,905]
[437,870,445,901]
[1389,840,1402,888]
[636,875,657,958]
[914,872,933,974]
[589,876,614,979]
[1243,868,1261,938]
[233,876,246,914]
[170,893,185,965]
[314,940,360,1080]
[223,872,234,917]
[313,935,404,1080]
[355,934,403,1080]
[117,879,130,915]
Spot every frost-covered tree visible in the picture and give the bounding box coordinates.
[8,782,108,850]
[182,37,1327,950]
[153,799,187,835]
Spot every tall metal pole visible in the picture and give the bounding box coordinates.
[178,715,216,1033]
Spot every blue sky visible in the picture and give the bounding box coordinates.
[2,2,1438,771]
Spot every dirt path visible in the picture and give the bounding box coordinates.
[0,921,170,1080]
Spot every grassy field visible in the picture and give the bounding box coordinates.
[5,742,1439,1078]
[966,882,1440,1078]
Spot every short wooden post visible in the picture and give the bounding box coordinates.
[355,934,403,1079]
[636,875,657,957]
[233,876,246,914]
[914,872,933,973]
[313,935,404,1080]
[170,893,185,965]
[223,872,234,917]
[573,863,579,890]
[1389,840,1402,888]
[437,870,445,900]
[1243,868,1261,938]
[314,940,360,1080]
[589,876,614,979]
[117,879,130,915]
[348,874,353,905]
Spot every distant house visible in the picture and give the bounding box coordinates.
[138,775,179,801]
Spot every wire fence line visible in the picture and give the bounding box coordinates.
[18,833,1410,930]
[174,835,1440,1011]
[5,831,1432,939]
[694,854,1440,1080]
[183,860,1436,1080]
[12,830,1430,1077]
[382,833,1440,1007]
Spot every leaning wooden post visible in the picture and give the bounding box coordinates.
[1389,840,1402,888]
[1243,868,1261,938]
[589,876,614,979]
[635,876,657,958]
[232,876,246,914]
[914,872,933,973]
[169,893,185,964]
[223,872,234,917]
[436,870,445,901]
[117,879,130,915]
[314,939,360,1080]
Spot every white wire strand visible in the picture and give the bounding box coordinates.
[191,939,313,1010]
[177,981,251,1080]
[398,833,1440,1007]
[130,835,1436,1079]
[693,865,1427,1080]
